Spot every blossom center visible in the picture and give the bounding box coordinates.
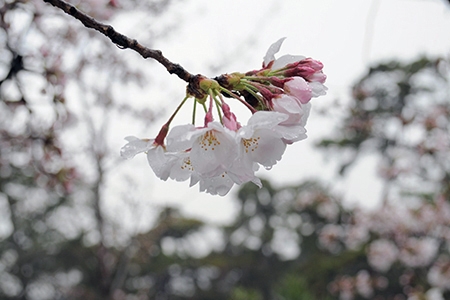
[242,137,261,153]
[200,131,221,151]
[180,157,194,172]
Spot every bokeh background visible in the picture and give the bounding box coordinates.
[1,0,449,299]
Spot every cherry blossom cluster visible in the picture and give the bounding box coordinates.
[121,38,327,195]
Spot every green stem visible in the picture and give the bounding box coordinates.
[210,90,223,123]
[192,98,197,125]
[155,94,190,145]
[219,87,257,114]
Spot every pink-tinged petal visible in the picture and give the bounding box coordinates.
[307,72,327,84]
[300,58,324,71]
[263,37,286,67]
[120,136,153,159]
[284,77,312,104]
[272,95,304,124]
[272,54,306,71]
[270,99,311,143]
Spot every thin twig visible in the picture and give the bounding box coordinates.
[42,0,195,83]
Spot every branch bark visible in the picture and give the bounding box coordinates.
[42,0,195,83]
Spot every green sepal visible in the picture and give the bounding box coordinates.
[195,95,208,105]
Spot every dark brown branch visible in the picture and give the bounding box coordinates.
[42,0,194,83]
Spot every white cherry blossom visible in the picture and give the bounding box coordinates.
[237,111,289,168]
[120,37,327,196]
[167,122,238,178]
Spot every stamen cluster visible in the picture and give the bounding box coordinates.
[121,38,327,196]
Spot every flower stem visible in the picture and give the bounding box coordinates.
[192,98,197,125]
[210,90,223,123]
[219,87,257,114]
[155,94,190,145]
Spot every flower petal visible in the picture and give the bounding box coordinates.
[284,77,312,104]
[120,136,153,159]
[272,54,306,71]
[190,122,238,177]
[198,173,235,196]
[166,124,198,152]
[263,37,286,67]
[310,82,328,97]
[146,146,177,181]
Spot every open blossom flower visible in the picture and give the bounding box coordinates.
[237,111,289,167]
[121,38,327,196]
[167,121,238,178]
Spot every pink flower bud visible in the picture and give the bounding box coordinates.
[204,109,214,126]
[300,58,324,71]
[284,66,316,78]
[222,102,241,131]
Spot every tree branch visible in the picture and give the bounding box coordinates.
[42,0,195,83]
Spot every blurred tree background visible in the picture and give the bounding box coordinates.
[1,0,449,300]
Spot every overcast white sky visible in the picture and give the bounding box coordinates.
[112,0,450,225]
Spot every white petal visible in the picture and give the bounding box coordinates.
[120,136,153,159]
[246,111,288,129]
[277,124,307,142]
[147,146,177,181]
[198,173,235,196]
[227,157,259,185]
[263,37,286,67]
[169,152,194,182]
[166,124,198,152]
[189,172,201,187]
[242,129,286,168]
[310,82,328,97]
[299,102,311,127]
